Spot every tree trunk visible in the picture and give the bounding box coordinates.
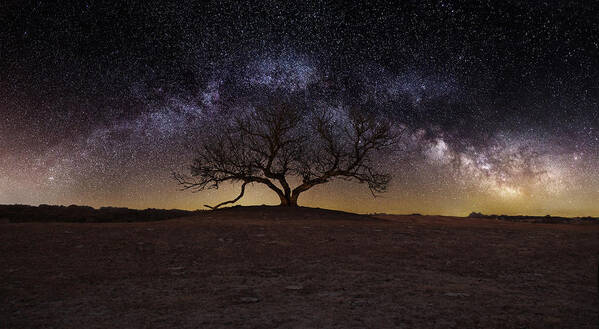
[278,195,298,207]
[290,192,300,206]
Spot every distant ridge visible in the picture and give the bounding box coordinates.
[3,204,594,224]
[0,204,201,223]
[0,204,376,223]
[467,212,597,223]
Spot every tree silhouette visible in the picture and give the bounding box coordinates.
[174,101,402,209]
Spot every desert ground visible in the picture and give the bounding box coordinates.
[1,206,597,328]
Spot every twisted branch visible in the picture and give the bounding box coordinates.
[204,181,249,210]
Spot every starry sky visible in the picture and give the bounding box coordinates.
[1,1,598,216]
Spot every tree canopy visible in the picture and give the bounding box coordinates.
[174,100,402,209]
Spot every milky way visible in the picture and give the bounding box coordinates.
[1,1,597,215]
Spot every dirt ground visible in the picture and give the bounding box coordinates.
[1,206,597,328]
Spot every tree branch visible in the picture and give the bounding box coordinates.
[205,181,249,210]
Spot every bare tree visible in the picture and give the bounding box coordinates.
[174,101,402,209]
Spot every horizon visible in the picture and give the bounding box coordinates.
[1,2,598,217]
[2,201,597,219]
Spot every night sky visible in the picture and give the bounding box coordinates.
[1,1,598,216]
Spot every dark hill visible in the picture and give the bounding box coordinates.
[467,212,597,223]
[0,204,375,223]
[0,204,200,223]
[197,205,376,221]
